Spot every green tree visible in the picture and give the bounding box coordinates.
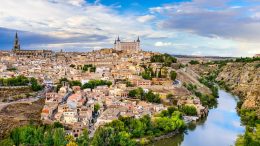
[170,71,177,81]
[94,103,100,113]
[53,128,66,146]
[77,129,89,146]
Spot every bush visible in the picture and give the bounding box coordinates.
[189,60,200,65]
[150,54,177,67]
[170,71,177,81]
[179,105,197,116]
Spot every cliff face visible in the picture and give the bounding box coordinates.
[216,61,260,117]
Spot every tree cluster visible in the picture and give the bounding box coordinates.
[0,76,42,91]
[183,83,217,108]
[0,122,89,146]
[179,105,197,116]
[189,60,200,65]
[82,64,96,72]
[150,53,177,67]
[92,108,185,145]
[128,87,161,103]
[81,80,112,89]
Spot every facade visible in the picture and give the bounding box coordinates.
[12,32,53,58]
[254,54,260,57]
[114,36,141,52]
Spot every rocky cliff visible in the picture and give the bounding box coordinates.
[216,61,260,118]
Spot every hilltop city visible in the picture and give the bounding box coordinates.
[0,32,259,146]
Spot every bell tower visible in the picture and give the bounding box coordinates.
[13,32,21,51]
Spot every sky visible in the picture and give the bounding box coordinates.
[0,0,260,56]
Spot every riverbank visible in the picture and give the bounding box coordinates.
[149,89,245,146]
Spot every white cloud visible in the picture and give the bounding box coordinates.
[137,15,155,23]
[154,41,173,47]
[0,0,167,40]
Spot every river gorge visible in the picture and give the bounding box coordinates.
[150,89,245,146]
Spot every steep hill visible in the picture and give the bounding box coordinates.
[216,61,260,118]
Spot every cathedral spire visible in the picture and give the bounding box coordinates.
[13,31,20,51]
[137,36,140,42]
[117,36,120,41]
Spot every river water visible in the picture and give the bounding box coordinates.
[150,89,245,146]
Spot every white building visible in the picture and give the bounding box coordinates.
[114,36,141,52]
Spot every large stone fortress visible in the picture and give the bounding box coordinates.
[12,32,52,58]
[114,36,141,52]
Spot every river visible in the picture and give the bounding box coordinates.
[149,89,245,146]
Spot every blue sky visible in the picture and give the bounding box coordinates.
[0,0,260,56]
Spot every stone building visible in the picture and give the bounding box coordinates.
[114,36,141,52]
[12,32,53,58]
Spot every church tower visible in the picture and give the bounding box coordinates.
[114,36,121,50]
[13,32,20,51]
[136,36,141,51]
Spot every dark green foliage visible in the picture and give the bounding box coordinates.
[94,103,100,113]
[69,64,75,68]
[179,105,197,116]
[128,88,161,103]
[3,124,71,146]
[30,77,43,91]
[0,76,43,91]
[6,67,17,71]
[0,75,29,86]
[235,57,260,63]
[141,66,154,80]
[70,80,82,87]
[77,129,89,146]
[82,64,96,72]
[81,79,112,89]
[189,60,200,65]
[150,53,177,67]
[170,71,177,81]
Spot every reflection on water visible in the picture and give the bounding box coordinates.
[149,90,245,146]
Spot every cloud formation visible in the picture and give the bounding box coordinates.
[0,0,259,56]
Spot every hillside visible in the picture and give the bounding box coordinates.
[216,61,260,118]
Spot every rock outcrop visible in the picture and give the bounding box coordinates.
[216,61,260,118]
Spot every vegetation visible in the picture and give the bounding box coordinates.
[81,79,112,89]
[0,76,42,91]
[183,83,217,107]
[179,105,197,116]
[236,124,260,146]
[150,53,177,67]
[69,64,76,68]
[189,60,200,65]
[56,78,81,92]
[82,64,96,72]
[6,67,17,71]
[140,65,169,80]
[199,75,219,98]
[235,100,260,146]
[94,103,100,113]
[92,109,185,145]
[30,77,44,91]
[0,122,90,146]
[128,87,161,103]
[170,71,177,81]
[235,57,260,63]
[70,80,82,87]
